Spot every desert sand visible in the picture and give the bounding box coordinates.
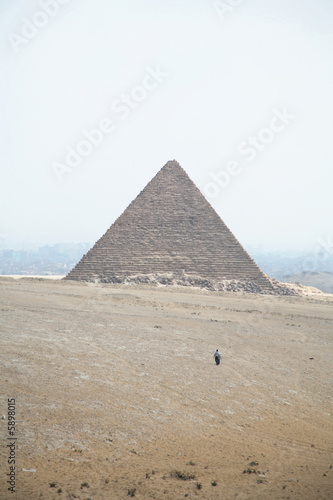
[0,276,332,499]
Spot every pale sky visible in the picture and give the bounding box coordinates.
[1,0,332,252]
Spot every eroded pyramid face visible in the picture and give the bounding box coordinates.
[65,160,270,288]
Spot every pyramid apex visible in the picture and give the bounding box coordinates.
[166,159,180,164]
[161,159,182,169]
[158,159,187,176]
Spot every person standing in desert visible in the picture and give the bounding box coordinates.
[214,349,221,365]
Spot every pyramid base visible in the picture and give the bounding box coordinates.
[64,272,300,296]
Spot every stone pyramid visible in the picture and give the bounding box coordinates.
[65,160,272,289]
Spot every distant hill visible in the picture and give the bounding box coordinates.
[282,271,333,293]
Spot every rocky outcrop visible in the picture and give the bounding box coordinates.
[78,272,306,295]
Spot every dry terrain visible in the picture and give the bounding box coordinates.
[283,272,333,294]
[0,277,332,500]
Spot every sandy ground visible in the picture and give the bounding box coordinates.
[0,276,332,500]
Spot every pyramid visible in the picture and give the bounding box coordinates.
[65,160,272,289]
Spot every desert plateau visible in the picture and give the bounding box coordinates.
[0,277,332,499]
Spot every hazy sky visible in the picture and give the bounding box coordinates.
[1,0,332,252]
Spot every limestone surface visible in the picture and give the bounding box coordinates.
[65,160,272,290]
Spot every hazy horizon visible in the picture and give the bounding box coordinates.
[1,0,332,254]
